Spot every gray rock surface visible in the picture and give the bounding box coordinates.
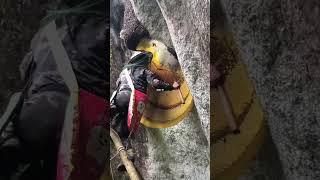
[130,0,173,47]
[155,0,211,141]
[238,132,285,180]
[132,109,209,180]
[110,0,132,92]
[220,0,320,179]
[110,0,210,179]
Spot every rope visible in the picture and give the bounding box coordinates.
[110,146,125,161]
[110,128,140,180]
[109,127,131,161]
[125,128,134,150]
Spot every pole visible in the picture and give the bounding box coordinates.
[110,128,140,180]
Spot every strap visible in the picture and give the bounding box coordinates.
[0,93,22,136]
[0,63,34,136]
[45,22,78,92]
[124,68,136,138]
[110,90,117,102]
[44,21,79,180]
[124,68,135,91]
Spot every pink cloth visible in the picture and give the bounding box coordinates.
[127,89,148,134]
[57,89,109,180]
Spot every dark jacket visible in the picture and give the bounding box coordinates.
[117,52,174,93]
[130,66,174,93]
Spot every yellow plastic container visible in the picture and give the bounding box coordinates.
[136,40,194,128]
[211,62,267,180]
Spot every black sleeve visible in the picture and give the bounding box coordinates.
[144,69,174,90]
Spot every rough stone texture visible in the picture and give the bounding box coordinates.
[238,131,285,180]
[132,109,209,180]
[120,0,151,50]
[211,1,285,179]
[155,0,211,141]
[110,0,210,179]
[130,0,173,47]
[110,0,132,92]
[221,0,320,179]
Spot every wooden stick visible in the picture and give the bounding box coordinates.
[217,85,238,132]
[110,128,140,180]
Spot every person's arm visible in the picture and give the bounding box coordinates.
[144,69,176,90]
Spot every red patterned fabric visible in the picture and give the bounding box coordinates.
[127,89,148,134]
[57,89,108,180]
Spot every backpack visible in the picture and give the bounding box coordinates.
[0,16,109,180]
